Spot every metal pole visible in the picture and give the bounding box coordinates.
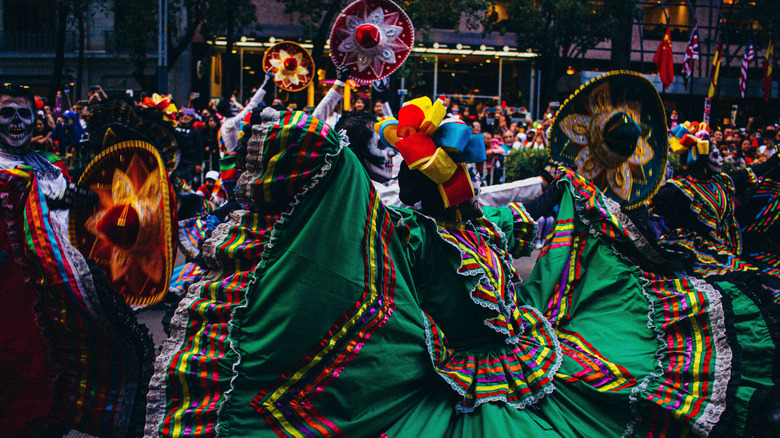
[239,47,244,102]
[536,71,541,119]
[498,58,503,106]
[433,55,439,97]
[529,67,535,119]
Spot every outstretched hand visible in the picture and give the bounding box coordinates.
[262,70,274,88]
[335,64,350,82]
[47,183,99,210]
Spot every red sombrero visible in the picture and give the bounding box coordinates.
[329,0,414,84]
[69,140,177,307]
[263,41,315,92]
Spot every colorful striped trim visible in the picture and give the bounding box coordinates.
[145,211,271,438]
[425,213,561,413]
[741,178,780,235]
[548,170,731,437]
[1,168,152,437]
[251,190,397,436]
[667,174,741,255]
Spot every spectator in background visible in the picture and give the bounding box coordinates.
[200,114,221,172]
[196,170,228,206]
[471,120,481,134]
[373,101,384,119]
[529,128,547,150]
[515,132,528,149]
[351,96,367,113]
[30,117,53,152]
[43,105,56,130]
[49,110,85,155]
[174,108,204,187]
[501,130,520,152]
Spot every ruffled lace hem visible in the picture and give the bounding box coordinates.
[549,171,734,437]
[422,304,561,413]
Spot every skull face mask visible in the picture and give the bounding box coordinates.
[0,96,35,150]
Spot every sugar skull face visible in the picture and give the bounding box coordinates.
[706,147,723,174]
[0,95,35,149]
[363,130,397,183]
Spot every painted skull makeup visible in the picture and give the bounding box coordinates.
[0,96,35,149]
[706,147,724,174]
[363,130,397,183]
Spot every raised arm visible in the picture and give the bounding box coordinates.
[312,64,349,122]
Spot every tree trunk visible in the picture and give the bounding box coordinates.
[76,2,86,101]
[610,1,634,70]
[537,54,563,115]
[48,1,69,105]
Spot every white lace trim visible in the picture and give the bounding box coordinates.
[218,110,346,434]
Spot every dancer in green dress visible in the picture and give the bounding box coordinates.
[145,72,778,437]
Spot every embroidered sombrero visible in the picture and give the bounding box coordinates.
[547,71,668,210]
[329,0,414,84]
[263,41,315,92]
[69,140,177,307]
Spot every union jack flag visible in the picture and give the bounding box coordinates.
[681,25,700,85]
[739,42,756,98]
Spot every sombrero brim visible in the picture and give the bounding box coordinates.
[263,41,315,92]
[69,140,177,307]
[548,70,668,210]
[329,0,414,84]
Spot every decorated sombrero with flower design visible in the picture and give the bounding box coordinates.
[69,140,177,307]
[329,0,414,84]
[262,41,315,92]
[548,71,668,210]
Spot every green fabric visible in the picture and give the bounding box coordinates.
[147,111,778,437]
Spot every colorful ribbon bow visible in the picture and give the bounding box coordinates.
[375,96,487,208]
[669,120,710,164]
[140,93,178,123]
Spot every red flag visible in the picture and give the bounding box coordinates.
[763,40,774,102]
[654,27,675,90]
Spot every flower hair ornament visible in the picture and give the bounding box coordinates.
[139,93,178,124]
[669,120,710,165]
[376,96,487,208]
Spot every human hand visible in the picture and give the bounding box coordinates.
[262,70,274,89]
[335,64,350,82]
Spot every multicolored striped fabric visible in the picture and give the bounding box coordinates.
[239,109,344,208]
[169,262,206,296]
[0,167,152,437]
[630,273,730,438]
[741,177,779,237]
[251,189,398,435]
[660,173,780,279]
[429,218,560,413]
[664,174,741,255]
[518,169,734,437]
[146,110,372,437]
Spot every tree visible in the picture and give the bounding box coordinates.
[112,0,256,94]
[484,0,616,110]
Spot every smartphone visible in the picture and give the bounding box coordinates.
[192,92,200,98]
[126,89,134,98]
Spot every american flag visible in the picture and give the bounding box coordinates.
[739,42,756,98]
[681,25,700,85]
